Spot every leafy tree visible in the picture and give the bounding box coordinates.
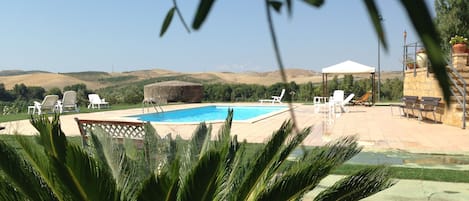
[47,87,63,98]
[26,86,46,100]
[435,0,469,54]
[64,83,93,106]
[380,78,403,101]
[0,113,393,200]
[341,75,354,93]
[298,82,315,102]
[12,83,28,100]
[122,85,144,104]
[328,76,340,95]
[0,83,14,102]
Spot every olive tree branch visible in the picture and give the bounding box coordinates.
[265,0,299,133]
[173,0,191,33]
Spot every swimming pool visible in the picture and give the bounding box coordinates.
[132,105,288,123]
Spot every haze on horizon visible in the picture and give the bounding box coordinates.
[0,0,434,73]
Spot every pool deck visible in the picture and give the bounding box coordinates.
[1,102,468,154]
[2,103,469,200]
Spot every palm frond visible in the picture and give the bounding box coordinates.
[214,138,246,201]
[255,157,335,201]
[143,122,161,171]
[309,136,362,166]
[56,144,119,201]
[314,166,394,201]
[30,114,68,162]
[234,120,293,201]
[265,127,311,178]
[89,129,144,201]
[190,122,210,160]
[0,140,58,200]
[0,178,29,201]
[178,150,222,201]
[137,170,179,201]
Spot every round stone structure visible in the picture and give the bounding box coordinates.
[143,81,203,103]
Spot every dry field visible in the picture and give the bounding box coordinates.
[0,68,402,90]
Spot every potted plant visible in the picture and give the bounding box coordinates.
[449,35,468,54]
[405,56,416,69]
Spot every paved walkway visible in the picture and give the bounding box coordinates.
[2,103,469,200]
[304,175,469,201]
[1,103,469,153]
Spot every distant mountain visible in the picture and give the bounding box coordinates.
[0,70,50,76]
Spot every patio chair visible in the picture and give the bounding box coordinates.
[259,89,286,104]
[32,95,59,115]
[399,96,419,118]
[88,94,109,109]
[340,93,355,112]
[351,91,372,106]
[417,97,441,123]
[59,91,79,113]
[330,90,344,105]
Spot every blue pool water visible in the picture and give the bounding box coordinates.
[133,105,288,123]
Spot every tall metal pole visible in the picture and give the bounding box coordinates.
[377,15,383,102]
[403,30,407,75]
[378,35,381,102]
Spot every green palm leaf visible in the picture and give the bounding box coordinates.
[255,158,335,201]
[59,144,119,201]
[314,166,394,201]
[143,122,161,171]
[0,140,58,201]
[178,150,222,201]
[30,114,68,162]
[89,129,143,201]
[0,179,29,201]
[234,120,293,201]
[137,169,179,201]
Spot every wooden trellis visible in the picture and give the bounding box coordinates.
[75,118,146,147]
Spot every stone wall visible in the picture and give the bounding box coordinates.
[403,53,469,127]
[144,81,203,103]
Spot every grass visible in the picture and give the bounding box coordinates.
[333,164,469,183]
[3,135,466,183]
[0,104,142,123]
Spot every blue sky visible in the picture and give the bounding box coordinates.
[0,0,434,73]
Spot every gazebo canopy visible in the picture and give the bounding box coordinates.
[322,60,375,74]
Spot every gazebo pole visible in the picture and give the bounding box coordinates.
[322,74,325,97]
[371,73,374,105]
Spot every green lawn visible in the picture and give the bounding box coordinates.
[0,104,142,123]
[1,134,468,183]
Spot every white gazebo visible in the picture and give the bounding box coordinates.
[321,60,376,104]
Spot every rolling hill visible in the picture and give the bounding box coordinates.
[0,68,402,90]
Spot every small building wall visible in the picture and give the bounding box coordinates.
[403,53,469,127]
[144,81,203,103]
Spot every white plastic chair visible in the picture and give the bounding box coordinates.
[88,94,109,109]
[340,93,355,113]
[32,95,59,115]
[59,91,79,113]
[259,89,286,104]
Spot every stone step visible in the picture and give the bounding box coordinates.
[447,71,469,78]
[449,96,469,101]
